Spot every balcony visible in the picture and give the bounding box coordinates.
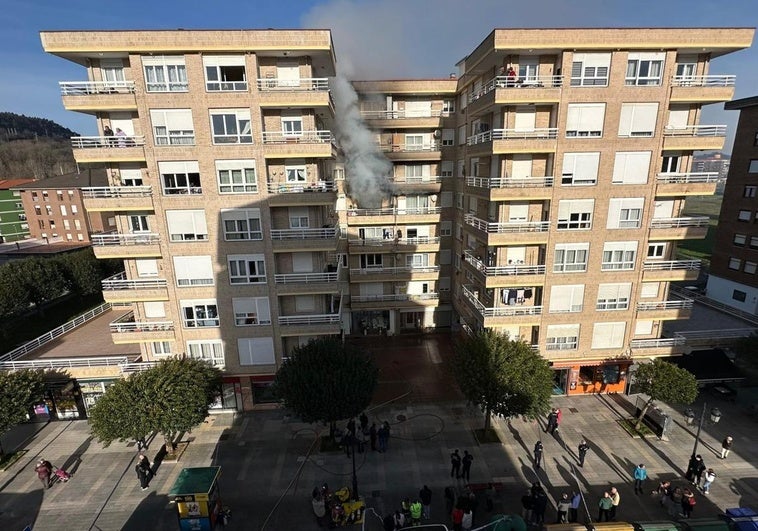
[360,109,449,129]
[463,251,546,287]
[59,81,137,113]
[467,76,562,113]
[71,135,146,164]
[109,312,175,344]
[655,172,719,196]
[347,206,441,225]
[91,232,161,259]
[270,226,339,252]
[274,268,347,295]
[260,130,334,159]
[101,272,169,303]
[630,337,687,356]
[278,294,343,337]
[81,186,153,211]
[642,260,701,282]
[662,125,727,151]
[466,176,553,200]
[670,75,735,104]
[266,180,336,205]
[391,175,443,193]
[350,293,441,309]
[462,285,542,327]
[256,77,331,108]
[378,141,441,161]
[464,214,550,245]
[649,217,709,241]
[636,299,694,320]
[349,265,440,282]
[348,236,441,253]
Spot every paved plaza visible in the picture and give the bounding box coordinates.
[0,334,757,530]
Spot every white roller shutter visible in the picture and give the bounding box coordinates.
[612,152,651,184]
[514,107,536,131]
[143,302,165,318]
[667,105,690,129]
[634,320,654,335]
[618,103,658,137]
[203,55,245,67]
[158,161,199,174]
[173,256,214,286]
[549,285,585,313]
[136,259,158,277]
[292,252,314,273]
[509,202,529,221]
[591,322,626,349]
[511,155,533,179]
[238,337,275,365]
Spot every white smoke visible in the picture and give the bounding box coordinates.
[331,75,392,209]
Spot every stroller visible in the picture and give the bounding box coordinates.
[53,467,71,483]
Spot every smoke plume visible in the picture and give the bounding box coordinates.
[331,75,392,209]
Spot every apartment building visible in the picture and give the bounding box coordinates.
[41,27,752,408]
[0,179,33,242]
[706,96,758,314]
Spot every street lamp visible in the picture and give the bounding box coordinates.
[349,432,359,501]
[687,402,723,459]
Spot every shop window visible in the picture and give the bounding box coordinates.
[579,366,595,383]
[253,382,277,404]
[602,364,621,385]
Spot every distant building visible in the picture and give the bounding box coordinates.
[694,152,731,179]
[13,169,114,244]
[707,96,758,314]
[0,179,33,242]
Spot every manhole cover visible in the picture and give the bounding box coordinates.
[569,407,579,413]
[396,414,407,421]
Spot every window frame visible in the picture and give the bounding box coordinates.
[181,299,219,328]
[228,254,266,284]
[210,109,252,144]
[221,209,262,241]
[601,241,638,271]
[216,160,257,194]
[187,340,225,367]
[553,243,590,273]
[143,55,188,93]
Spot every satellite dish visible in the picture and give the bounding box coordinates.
[430,194,438,202]
[433,129,442,138]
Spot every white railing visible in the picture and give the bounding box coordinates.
[348,236,441,246]
[267,181,336,193]
[0,356,131,372]
[278,314,341,325]
[351,293,440,303]
[59,80,136,95]
[71,135,145,148]
[392,176,443,184]
[663,125,727,137]
[256,77,329,91]
[360,109,449,119]
[469,75,563,103]
[466,176,553,189]
[120,362,160,374]
[379,141,441,152]
[650,217,709,229]
[462,286,542,317]
[671,75,736,87]
[261,130,332,144]
[468,128,558,145]
[642,260,701,271]
[464,251,546,276]
[349,266,440,275]
[109,312,174,333]
[101,271,168,291]
[274,271,339,284]
[637,299,694,311]
[91,232,160,246]
[347,207,441,216]
[630,337,686,349]
[81,186,152,198]
[656,172,719,184]
[270,227,338,240]
[673,328,758,341]
[464,214,549,233]
[0,302,113,362]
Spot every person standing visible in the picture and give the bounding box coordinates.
[359,412,369,432]
[369,423,377,451]
[378,423,388,453]
[681,488,696,518]
[419,485,432,519]
[312,489,326,527]
[701,468,716,494]
[569,491,581,523]
[462,450,473,481]
[103,125,115,147]
[451,505,464,531]
[694,455,707,487]
[461,509,473,531]
[609,487,620,520]
[35,459,53,489]
[393,509,406,530]
[721,436,733,459]
[450,449,462,479]
[533,440,544,469]
[115,127,127,147]
[578,440,589,467]
[410,499,422,526]
[521,489,533,522]
[598,492,613,522]
[556,493,570,523]
[633,463,648,494]
[533,488,548,526]
[546,409,558,433]
[555,408,563,433]
[135,453,153,490]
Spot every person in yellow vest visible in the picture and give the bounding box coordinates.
[410,499,423,526]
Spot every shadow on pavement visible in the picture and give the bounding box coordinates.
[0,489,43,530]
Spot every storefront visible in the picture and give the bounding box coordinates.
[216,375,277,411]
[552,360,631,395]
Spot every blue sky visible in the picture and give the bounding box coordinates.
[1,0,756,151]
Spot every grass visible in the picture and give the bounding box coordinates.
[676,194,724,266]
[473,427,502,444]
[0,449,28,471]
[617,418,656,438]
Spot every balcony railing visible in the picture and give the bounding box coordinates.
[261,130,332,144]
[663,125,727,137]
[462,285,542,317]
[278,314,341,325]
[256,77,329,91]
[270,226,338,240]
[348,236,441,246]
[109,311,174,333]
[267,181,336,193]
[466,176,554,189]
[650,217,709,229]
[637,299,694,311]
[360,109,450,119]
[642,260,701,271]
[0,356,132,372]
[656,172,719,184]
[464,251,546,276]
[465,214,549,233]
[274,271,339,283]
[470,75,563,103]
[348,207,441,216]
[349,266,440,275]
[671,75,736,87]
[392,175,443,184]
[59,80,136,95]
[379,141,441,152]
[81,186,152,198]
[101,271,168,291]
[630,337,686,349]
[351,293,440,303]
[468,128,558,145]
[91,232,160,246]
[72,135,145,148]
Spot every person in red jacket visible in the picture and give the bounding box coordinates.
[451,505,464,531]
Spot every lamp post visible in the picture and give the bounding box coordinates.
[686,401,722,460]
[350,432,359,501]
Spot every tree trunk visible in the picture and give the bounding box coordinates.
[484,406,492,432]
[163,432,176,455]
[634,398,654,430]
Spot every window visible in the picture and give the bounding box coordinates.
[62,219,70,230]
[733,290,747,303]
[166,210,208,241]
[150,109,195,145]
[561,152,600,186]
[71,205,78,215]
[405,134,425,151]
[596,283,632,311]
[546,324,580,350]
[549,284,584,313]
[159,161,202,195]
[289,207,309,228]
[661,153,681,174]
[565,103,605,137]
[647,243,666,258]
[203,55,247,91]
[441,129,454,146]
[440,221,452,237]
[751,236,758,250]
[232,297,271,326]
[216,160,257,193]
[119,164,144,186]
[151,341,172,356]
[187,340,224,367]
[75,219,82,230]
[281,111,303,137]
[738,210,751,222]
[570,53,611,86]
[143,55,187,92]
[729,257,742,270]
[181,299,219,327]
[441,161,454,178]
[745,186,757,198]
[144,302,165,318]
[360,254,383,269]
[228,254,266,284]
[173,256,214,286]
[238,337,275,366]
[618,103,658,137]
[129,215,149,232]
[557,199,594,230]
[640,282,659,298]
[607,198,644,229]
[601,241,637,271]
[626,52,665,86]
[591,322,626,349]
[286,163,307,182]
[442,99,455,114]
[221,209,262,240]
[136,259,159,277]
[211,109,252,144]
[745,261,757,274]
[553,243,589,273]
[58,205,66,216]
[406,254,430,268]
[613,152,651,184]
[734,234,747,246]
[440,191,453,207]
[458,126,466,145]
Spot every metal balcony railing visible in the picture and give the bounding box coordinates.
[464,251,546,276]
[109,311,174,333]
[663,125,727,137]
[91,232,160,246]
[642,260,701,271]
[466,176,553,189]
[274,271,339,284]
[360,109,450,119]
[349,266,440,275]
[261,130,332,144]
[656,172,719,184]
[637,299,694,311]
[81,186,152,198]
[59,80,136,95]
[270,227,338,240]
[650,217,709,229]
[351,293,440,303]
[72,135,145,148]
[347,207,441,216]
[469,75,563,103]
[465,214,549,233]
[348,236,441,246]
[266,181,336,193]
[468,128,558,145]
[392,175,442,184]
[101,271,168,291]
[278,313,341,325]
[379,141,441,152]
[671,75,736,87]
[462,285,542,317]
[256,77,329,91]
[0,356,132,372]
[630,337,686,349]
